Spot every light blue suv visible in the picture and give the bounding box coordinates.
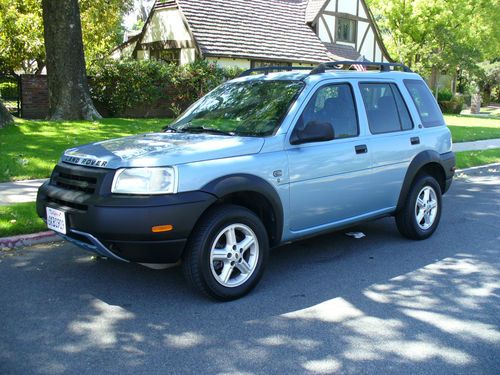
[37,62,455,300]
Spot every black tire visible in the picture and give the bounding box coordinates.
[182,204,269,301]
[395,174,442,240]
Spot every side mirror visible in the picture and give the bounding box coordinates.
[290,121,335,145]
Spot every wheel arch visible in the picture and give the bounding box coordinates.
[200,174,284,247]
[396,151,447,212]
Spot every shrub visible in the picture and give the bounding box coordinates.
[88,59,241,116]
[0,81,18,100]
[438,95,464,114]
[437,89,453,102]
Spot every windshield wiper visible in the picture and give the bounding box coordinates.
[181,126,236,136]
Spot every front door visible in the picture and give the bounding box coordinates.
[286,82,372,234]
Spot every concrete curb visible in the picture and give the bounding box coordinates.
[0,231,61,250]
[456,162,500,173]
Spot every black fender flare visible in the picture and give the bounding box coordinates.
[396,150,450,212]
[201,174,284,245]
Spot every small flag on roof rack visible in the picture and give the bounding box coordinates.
[352,56,367,71]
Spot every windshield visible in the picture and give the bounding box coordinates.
[169,80,304,136]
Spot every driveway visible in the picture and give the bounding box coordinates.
[0,169,499,375]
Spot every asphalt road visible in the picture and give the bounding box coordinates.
[1,167,499,375]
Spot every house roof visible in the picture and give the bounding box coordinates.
[130,0,392,63]
[175,0,331,63]
[323,43,361,61]
[305,0,328,23]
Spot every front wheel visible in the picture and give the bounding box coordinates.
[395,174,442,240]
[182,205,269,301]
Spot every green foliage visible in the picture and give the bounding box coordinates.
[0,82,18,100]
[0,0,44,73]
[88,59,241,116]
[437,89,453,102]
[367,0,500,80]
[438,96,464,114]
[0,0,133,73]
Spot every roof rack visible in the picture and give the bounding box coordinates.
[239,66,313,77]
[310,61,412,75]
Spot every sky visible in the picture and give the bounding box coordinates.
[122,0,155,31]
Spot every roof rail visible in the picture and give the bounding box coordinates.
[239,66,313,77]
[310,61,412,75]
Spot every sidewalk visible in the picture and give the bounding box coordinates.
[0,138,499,206]
[452,138,500,152]
[0,179,47,205]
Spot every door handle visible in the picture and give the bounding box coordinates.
[355,144,368,154]
[411,137,420,145]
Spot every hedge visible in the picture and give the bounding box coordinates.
[0,81,18,100]
[438,95,464,114]
[88,59,241,117]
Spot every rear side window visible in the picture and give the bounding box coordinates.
[404,79,444,127]
[359,83,413,134]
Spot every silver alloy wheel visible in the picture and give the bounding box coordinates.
[415,186,438,230]
[209,223,259,288]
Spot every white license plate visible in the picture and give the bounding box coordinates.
[46,207,67,234]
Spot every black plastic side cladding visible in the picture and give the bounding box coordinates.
[201,174,284,246]
[396,151,455,212]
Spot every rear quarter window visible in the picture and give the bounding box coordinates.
[404,79,444,127]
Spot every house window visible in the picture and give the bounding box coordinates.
[151,49,180,65]
[251,60,292,68]
[336,17,356,43]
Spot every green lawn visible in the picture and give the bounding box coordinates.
[455,148,500,170]
[0,118,171,182]
[0,202,46,237]
[444,114,500,142]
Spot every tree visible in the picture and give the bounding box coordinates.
[367,0,500,90]
[0,0,45,74]
[465,61,500,114]
[0,100,14,128]
[42,0,101,120]
[0,0,133,74]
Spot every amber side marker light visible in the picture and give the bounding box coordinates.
[152,225,174,233]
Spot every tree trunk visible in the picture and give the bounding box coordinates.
[429,67,439,94]
[41,0,101,120]
[0,100,14,128]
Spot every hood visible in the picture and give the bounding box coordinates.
[62,132,265,169]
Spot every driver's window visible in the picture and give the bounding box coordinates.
[298,83,359,139]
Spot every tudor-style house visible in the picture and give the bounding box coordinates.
[112,0,392,69]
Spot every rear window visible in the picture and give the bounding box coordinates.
[404,79,444,127]
[359,83,413,134]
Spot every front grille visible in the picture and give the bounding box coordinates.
[47,197,88,212]
[53,172,97,194]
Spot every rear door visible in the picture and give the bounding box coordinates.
[358,81,417,210]
[286,81,373,234]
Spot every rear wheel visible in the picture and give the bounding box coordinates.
[182,205,269,300]
[396,174,442,240]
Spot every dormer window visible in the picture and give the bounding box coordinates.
[336,17,356,43]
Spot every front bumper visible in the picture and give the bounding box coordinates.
[36,171,216,263]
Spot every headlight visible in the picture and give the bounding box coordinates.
[111,167,177,195]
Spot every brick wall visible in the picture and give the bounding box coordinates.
[21,75,49,119]
[20,74,182,119]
